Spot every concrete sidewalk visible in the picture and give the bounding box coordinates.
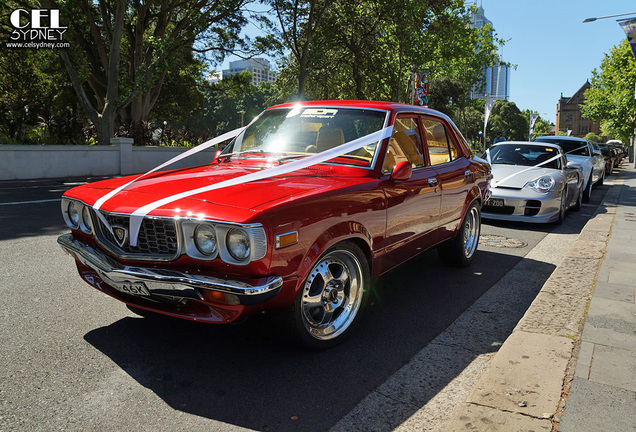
[445,162,636,431]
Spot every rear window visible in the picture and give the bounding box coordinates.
[535,138,590,156]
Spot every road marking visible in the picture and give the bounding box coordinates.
[0,198,61,206]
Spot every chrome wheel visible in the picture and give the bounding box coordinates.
[300,248,366,342]
[438,201,481,267]
[462,205,480,259]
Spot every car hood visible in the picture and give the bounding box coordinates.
[66,161,369,221]
[490,164,557,189]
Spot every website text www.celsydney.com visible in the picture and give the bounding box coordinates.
[5,40,70,49]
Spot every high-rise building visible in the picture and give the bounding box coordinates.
[222,58,278,84]
[468,6,510,100]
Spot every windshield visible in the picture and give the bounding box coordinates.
[487,144,562,169]
[535,138,590,156]
[221,107,388,167]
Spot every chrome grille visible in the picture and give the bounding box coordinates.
[96,212,179,259]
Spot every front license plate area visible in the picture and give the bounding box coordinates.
[113,281,151,296]
[486,198,505,207]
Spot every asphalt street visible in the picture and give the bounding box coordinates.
[0,176,609,431]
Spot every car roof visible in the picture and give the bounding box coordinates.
[491,140,562,150]
[267,100,454,121]
[535,135,587,142]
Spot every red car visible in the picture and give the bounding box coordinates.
[58,101,491,349]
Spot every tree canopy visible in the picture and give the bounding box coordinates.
[582,39,636,145]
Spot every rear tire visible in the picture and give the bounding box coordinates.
[438,201,481,267]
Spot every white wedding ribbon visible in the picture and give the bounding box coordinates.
[487,144,588,188]
[93,124,393,247]
[92,126,246,234]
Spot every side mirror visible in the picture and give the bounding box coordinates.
[566,161,581,170]
[593,149,602,156]
[390,160,412,181]
[212,149,222,162]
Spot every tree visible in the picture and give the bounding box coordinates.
[272,0,503,105]
[267,0,333,97]
[486,100,527,141]
[584,132,602,143]
[43,0,254,145]
[582,39,636,146]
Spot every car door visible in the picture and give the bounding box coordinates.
[421,116,472,234]
[381,115,441,267]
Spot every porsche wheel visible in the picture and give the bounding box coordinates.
[583,173,593,203]
[557,190,567,224]
[291,242,370,349]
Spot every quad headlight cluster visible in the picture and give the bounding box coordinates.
[524,176,555,193]
[61,198,93,234]
[182,221,266,264]
[61,197,266,265]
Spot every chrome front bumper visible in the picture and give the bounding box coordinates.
[57,234,283,305]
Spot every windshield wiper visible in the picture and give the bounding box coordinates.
[219,150,265,161]
[276,154,308,165]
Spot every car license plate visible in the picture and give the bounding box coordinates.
[486,198,505,207]
[113,281,151,296]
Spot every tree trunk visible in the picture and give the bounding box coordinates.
[95,115,114,146]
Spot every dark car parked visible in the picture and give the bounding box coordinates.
[598,143,620,175]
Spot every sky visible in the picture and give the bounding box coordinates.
[477,0,635,124]
[220,0,636,125]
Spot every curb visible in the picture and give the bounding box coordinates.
[443,175,623,431]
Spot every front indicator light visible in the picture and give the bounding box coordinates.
[276,231,298,249]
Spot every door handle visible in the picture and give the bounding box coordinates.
[428,178,438,187]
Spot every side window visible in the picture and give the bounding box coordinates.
[383,116,425,172]
[422,118,460,165]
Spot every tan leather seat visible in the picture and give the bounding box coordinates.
[393,130,423,166]
[316,126,345,152]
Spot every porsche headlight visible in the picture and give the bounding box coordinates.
[194,224,218,256]
[524,176,555,193]
[226,228,250,261]
[67,201,80,228]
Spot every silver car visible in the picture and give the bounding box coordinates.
[482,142,583,224]
[534,135,605,202]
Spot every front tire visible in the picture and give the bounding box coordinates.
[438,201,481,267]
[582,173,593,203]
[573,182,583,211]
[290,241,370,349]
[557,189,567,224]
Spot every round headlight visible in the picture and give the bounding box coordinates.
[226,228,250,261]
[68,201,80,227]
[194,224,218,256]
[524,176,555,193]
[82,206,92,232]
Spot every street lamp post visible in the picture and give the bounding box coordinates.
[583,11,636,23]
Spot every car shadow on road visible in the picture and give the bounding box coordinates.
[84,248,555,431]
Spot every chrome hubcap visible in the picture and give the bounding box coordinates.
[462,206,480,259]
[301,250,364,340]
